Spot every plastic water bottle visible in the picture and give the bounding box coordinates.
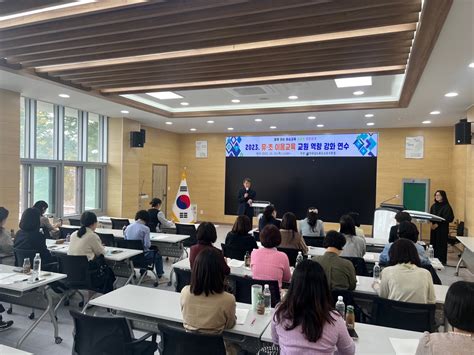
[263,284,271,314]
[335,296,345,318]
[32,253,41,282]
[373,262,381,282]
[428,245,435,259]
[295,251,304,268]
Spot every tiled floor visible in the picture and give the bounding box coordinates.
[0,225,473,354]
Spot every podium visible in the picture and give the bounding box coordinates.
[252,201,270,217]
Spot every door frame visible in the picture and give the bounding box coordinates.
[152,164,168,215]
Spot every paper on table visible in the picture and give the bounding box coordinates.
[356,276,360,285]
[389,337,420,355]
[228,259,244,268]
[0,273,29,285]
[235,308,249,325]
[365,253,375,261]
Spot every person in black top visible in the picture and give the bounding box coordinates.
[258,204,281,231]
[429,190,454,264]
[237,178,256,222]
[225,215,258,251]
[389,211,412,243]
[14,208,56,268]
[147,197,175,232]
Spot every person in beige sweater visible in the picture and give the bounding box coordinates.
[279,212,308,254]
[415,281,474,355]
[181,247,237,354]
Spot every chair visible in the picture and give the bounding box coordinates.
[221,243,254,261]
[230,274,280,307]
[173,267,192,292]
[111,218,131,230]
[68,218,81,226]
[303,236,325,248]
[176,223,197,250]
[253,230,260,242]
[421,264,442,285]
[158,323,225,355]
[331,289,369,323]
[115,239,159,287]
[70,310,157,355]
[342,256,370,276]
[371,297,436,332]
[59,226,79,239]
[97,233,116,247]
[277,247,301,267]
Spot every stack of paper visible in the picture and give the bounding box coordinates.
[389,337,419,355]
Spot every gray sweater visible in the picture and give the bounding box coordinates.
[299,218,325,237]
[0,227,13,255]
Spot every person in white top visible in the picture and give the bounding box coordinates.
[68,211,105,261]
[374,239,435,304]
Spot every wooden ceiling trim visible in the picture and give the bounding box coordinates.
[399,0,453,107]
[34,23,417,72]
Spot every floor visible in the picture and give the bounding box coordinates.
[0,225,473,354]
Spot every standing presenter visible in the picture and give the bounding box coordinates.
[237,178,256,222]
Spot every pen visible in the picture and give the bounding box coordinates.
[13,278,28,283]
[250,318,256,326]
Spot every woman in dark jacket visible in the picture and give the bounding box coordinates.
[258,204,281,231]
[225,215,258,251]
[429,190,454,264]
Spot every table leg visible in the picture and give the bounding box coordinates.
[16,286,62,348]
[124,260,136,286]
[455,254,464,276]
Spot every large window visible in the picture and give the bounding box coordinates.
[20,98,107,217]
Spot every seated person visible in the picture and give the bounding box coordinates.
[299,207,325,237]
[251,225,291,288]
[380,221,429,266]
[272,260,355,355]
[181,248,238,354]
[33,200,61,239]
[258,204,281,231]
[376,239,435,304]
[0,207,13,258]
[416,281,474,355]
[279,212,308,254]
[339,214,366,258]
[147,197,175,232]
[68,211,115,293]
[225,215,258,251]
[389,211,412,243]
[124,210,166,283]
[189,222,230,275]
[348,212,365,237]
[14,207,57,267]
[312,231,356,291]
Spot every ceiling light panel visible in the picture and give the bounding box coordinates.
[146,91,183,100]
[335,76,372,88]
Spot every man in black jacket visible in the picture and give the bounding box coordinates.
[237,178,256,222]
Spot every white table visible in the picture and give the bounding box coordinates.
[96,216,134,227]
[261,322,423,354]
[46,240,142,285]
[96,228,189,244]
[90,285,271,352]
[173,258,252,278]
[0,265,66,348]
[307,246,380,264]
[0,345,32,354]
[455,236,474,275]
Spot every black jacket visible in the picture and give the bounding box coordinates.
[237,188,256,217]
[225,232,258,251]
[14,229,55,264]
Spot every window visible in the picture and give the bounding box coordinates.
[63,166,78,216]
[35,101,55,159]
[87,113,100,162]
[20,97,25,158]
[85,168,101,210]
[32,166,56,214]
[64,108,79,161]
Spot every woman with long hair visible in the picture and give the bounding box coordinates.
[279,212,308,254]
[429,190,454,264]
[339,214,366,258]
[258,204,281,231]
[225,215,258,250]
[299,207,325,237]
[272,259,355,354]
[33,200,61,239]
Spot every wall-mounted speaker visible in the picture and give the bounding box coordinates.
[130,131,145,148]
[455,119,471,145]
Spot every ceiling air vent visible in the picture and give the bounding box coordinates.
[225,85,277,97]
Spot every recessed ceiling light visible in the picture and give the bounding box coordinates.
[206,120,214,124]
[288,95,298,100]
[120,110,129,114]
[269,126,277,129]
[227,127,234,131]
[430,110,440,115]
[307,116,316,120]
[231,99,240,103]
[353,91,364,96]
[190,128,197,131]
[146,91,183,100]
[366,122,375,126]
[165,121,173,125]
[335,76,372,88]
[317,124,324,128]
[364,114,374,118]
[422,120,432,124]
[180,102,190,106]
[254,118,262,122]
[444,92,458,97]
[58,94,70,98]
[469,62,474,68]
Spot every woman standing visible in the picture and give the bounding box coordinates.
[429,190,454,264]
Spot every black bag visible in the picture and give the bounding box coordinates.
[89,254,116,293]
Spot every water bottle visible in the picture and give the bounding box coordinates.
[263,284,271,314]
[66,233,71,243]
[22,258,31,274]
[32,253,41,282]
[373,262,381,282]
[295,251,304,267]
[346,305,355,330]
[428,245,434,259]
[244,251,251,267]
[335,296,345,318]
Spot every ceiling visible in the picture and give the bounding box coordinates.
[0,0,472,133]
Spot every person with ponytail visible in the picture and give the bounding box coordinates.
[299,207,325,237]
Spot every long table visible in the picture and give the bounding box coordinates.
[261,322,423,355]
[0,264,66,348]
[89,285,271,352]
[46,239,142,285]
[455,236,474,275]
[307,246,380,264]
